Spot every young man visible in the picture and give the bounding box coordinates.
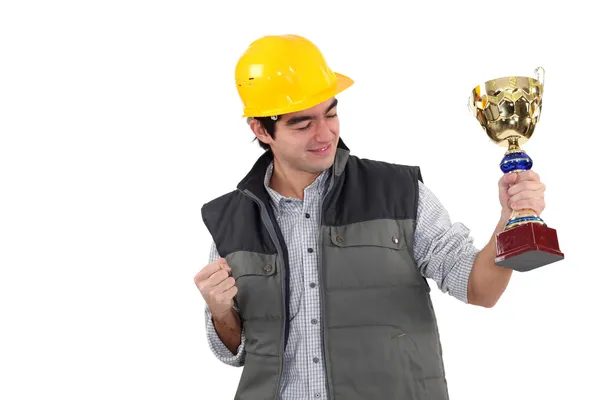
[194,34,546,400]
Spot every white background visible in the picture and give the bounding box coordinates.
[1,0,598,399]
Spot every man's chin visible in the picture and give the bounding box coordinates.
[304,157,335,174]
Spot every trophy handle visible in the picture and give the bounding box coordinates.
[534,66,545,85]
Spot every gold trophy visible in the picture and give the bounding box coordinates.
[468,67,564,271]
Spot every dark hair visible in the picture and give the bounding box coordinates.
[252,116,279,150]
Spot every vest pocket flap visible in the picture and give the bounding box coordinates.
[226,251,278,279]
[330,219,408,250]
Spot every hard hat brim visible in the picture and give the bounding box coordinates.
[241,72,354,118]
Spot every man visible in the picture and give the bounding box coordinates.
[194,34,546,400]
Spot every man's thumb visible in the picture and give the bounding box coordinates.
[218,258,232,273]
[499,172,518,189]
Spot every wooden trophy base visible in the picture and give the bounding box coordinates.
[495,222,564,272]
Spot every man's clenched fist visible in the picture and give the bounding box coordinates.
[194,258,238,318]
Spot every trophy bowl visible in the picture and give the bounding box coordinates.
[469,69,543,149]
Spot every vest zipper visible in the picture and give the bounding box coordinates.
[241,189,289,400]
[319,185,335,400]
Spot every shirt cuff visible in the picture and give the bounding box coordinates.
[205,306,246,367]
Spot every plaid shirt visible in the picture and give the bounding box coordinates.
[204,161,478,400]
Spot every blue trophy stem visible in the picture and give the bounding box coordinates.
[500,137,546,230]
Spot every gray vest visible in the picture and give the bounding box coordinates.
[202,140,449,400]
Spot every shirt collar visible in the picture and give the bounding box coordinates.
[263,161,331,214]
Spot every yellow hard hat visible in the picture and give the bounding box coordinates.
[235,34,354,118]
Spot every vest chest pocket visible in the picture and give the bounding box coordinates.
[326,219,427,290]
[225,251,283,321]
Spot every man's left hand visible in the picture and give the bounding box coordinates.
[498,170,546,216]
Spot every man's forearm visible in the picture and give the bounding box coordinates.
[211,308,242,355]
[467,212,513,307]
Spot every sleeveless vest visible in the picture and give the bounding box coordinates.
[201,140,450,399]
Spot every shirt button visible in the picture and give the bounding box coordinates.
[315,394,321,398]
[311,319,318,324]
[336,235,344,243]
[307,248,314,253]
[305,213,310,218]
[313,357,319,363]
[309,282,316,288]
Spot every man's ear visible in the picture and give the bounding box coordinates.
[249,118,274,145]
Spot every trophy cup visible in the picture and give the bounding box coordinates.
[468,67,564,272]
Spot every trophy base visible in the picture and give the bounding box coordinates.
[495,222,564,272]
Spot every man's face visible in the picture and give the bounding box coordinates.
[255,98,340,175]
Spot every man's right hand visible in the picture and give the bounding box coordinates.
[194,258,238,318]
